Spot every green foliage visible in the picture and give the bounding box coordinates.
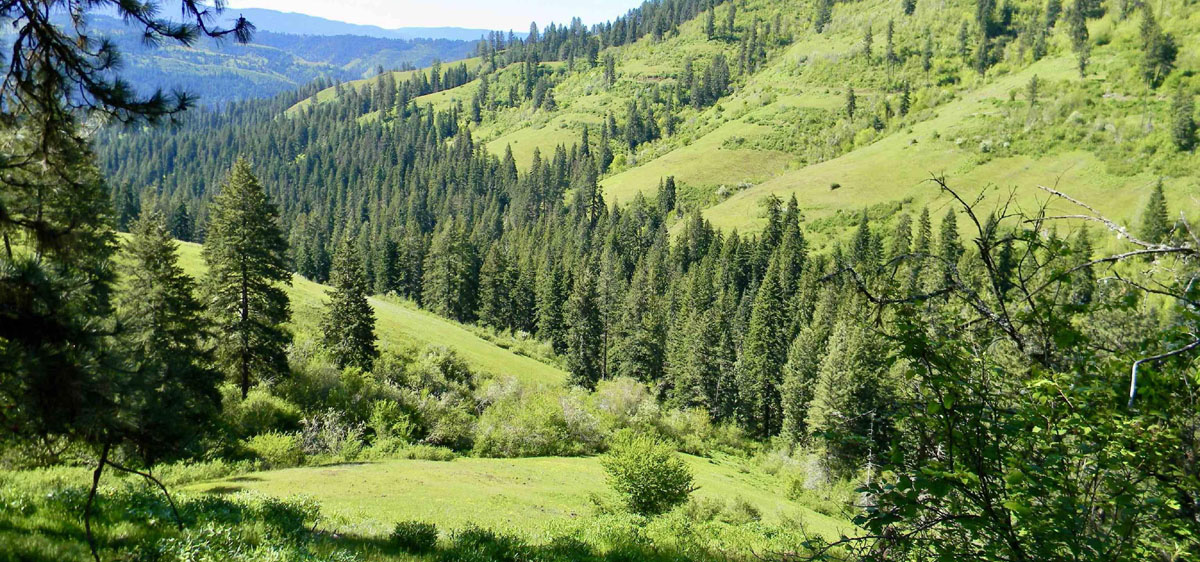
[601,432,695,516]
[116,210,221,465]
[472,386,604,457]
[203,158,292,399]
[321,237,378,371]
[566,260,605,389]
[1139,180,1171,244]
[245,432,304,469]
[391,520,439,553]
[224,387,303,438]
[1171,87,1196,152]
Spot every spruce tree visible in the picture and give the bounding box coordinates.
[611,264,666,382]
[814,0,833,33]
[736,254,790,437]
[658,176,677,217]
[168,201,194,241]
[322,237,378,371]
[478,245,515,329]
[1067,0,1090,77]
[203,158,292,399]
[117,210,220,464]
[1139,180,1171,244]
[1171,87,1195,152]
[781,285,837,442]
[566,259,605,389]
[536,255,569,353]
[422,221,479,322]
[1139,5,1177,89]
[846,87,857,120]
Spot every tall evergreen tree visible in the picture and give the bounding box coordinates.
[1067,0,1090,77]
[117,210,220,464]
[1171,87,1196,152]
[736,254,790,437]
[536,254,569,353]
[422,221,480,322]
[1139,180,1171,244]
[203,158,291,399]
[322,237,378,371]
[566,259,605,389]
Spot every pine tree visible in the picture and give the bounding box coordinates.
[536,254,569,353]
[938,209,963,284]
[658,176,677,216]
[566,259,605,389]
[736,254,790,437]
[117,210,220,464]
[1171,87,1195,152]
[806,295,892,475]
[203,158,292,399]
[885,20,897,67]
[846,87,857,120]
[611,264,666,382]
[322,237,378,371]
[863,25,874,61]
[1139,180,1171,244]
[168,201,194,241]
[1139,5,1177,89]
[899,81,911,116]
[903,0,917,16]
[725,2,737,38]
[922,32,934,73]
[422,221,479,322]
[478,245,515,329]
[705,5,716,39]
[1067,0,1090,77]
[781,285,837,442]
[814,0,833,33]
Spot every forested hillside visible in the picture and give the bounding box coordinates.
[4,0,1199,560]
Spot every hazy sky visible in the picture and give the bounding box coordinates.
[226,0,646,31]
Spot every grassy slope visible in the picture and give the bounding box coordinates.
[296,0,1197,243]
[187,454,849,540]
[171,240,565,386]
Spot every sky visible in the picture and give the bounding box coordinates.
[225,0,646,31]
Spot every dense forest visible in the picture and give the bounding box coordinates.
[4,0,1200,561]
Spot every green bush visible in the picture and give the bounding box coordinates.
[473,389,603,458]
[601,432,694,517]
[244,432,304,469]
[391,520,438,553]
[225,388,302,438]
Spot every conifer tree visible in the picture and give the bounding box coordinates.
[863,25,874,61]
[168,201,194,242]
[814,0,833,33]
[658,176,677,216]
[938,209,963,284]
[736,254,790,437]
[322,237,378,371]
[725,2,737,38]
[846,87,857,120]
[705,5,716,39]
[781,285,837,442]
[899,81,911,116]
[536,254,569,353]
[903,0,917,16]
[1171,87,1195,152]
[566,259,605,389]
[118,210,221,464]
[806,294,892,475]
[885,20,897,67]
[611,264,666,382]
[1139,180,1171,244]
[922,32,934,73]
[422,221,479,322]
[1067,0,1090,77]
[203,158,291,399]
[1139,5,1177,89]
[478,245,515,329]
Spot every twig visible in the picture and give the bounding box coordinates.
[1128,338,1200,408]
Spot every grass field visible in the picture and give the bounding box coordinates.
[170,240,566,386]
[186,454,849,540]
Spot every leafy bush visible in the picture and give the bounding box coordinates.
[473,388,603,457]
[391,520,438,553]
[225,388,302,438]
[300,409,365,461]
[601,432,694,516]
[244,432,304,469]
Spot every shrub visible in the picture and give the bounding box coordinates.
[225,388,302,438]
[473,389,603,458]
[391,520,438,553]
[721,497,762,524]
[601,432,694,517]
[591,377,660,434]
[245,432,304,469]
[300,409,365,461]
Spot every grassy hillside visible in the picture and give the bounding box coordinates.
[170,239,565,386]
[289,0,1198,244]
[186,454,849,540]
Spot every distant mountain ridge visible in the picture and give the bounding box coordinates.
[226,8,513,41]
